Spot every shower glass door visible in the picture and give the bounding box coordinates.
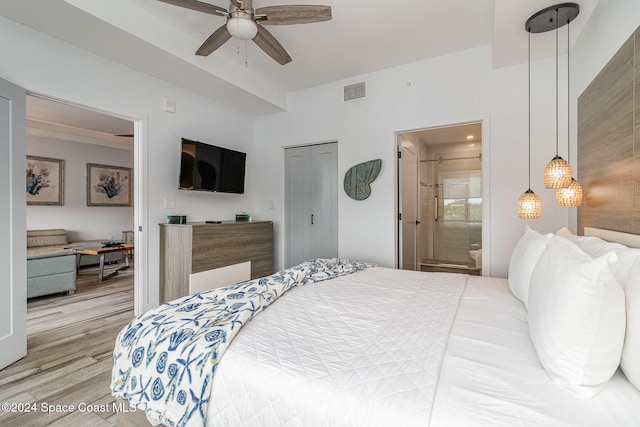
[434,168,482,264]
[421,148,482,268]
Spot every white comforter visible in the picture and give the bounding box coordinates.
[207,269,640,427]
[111,259,375,427]
[206,267,467,426]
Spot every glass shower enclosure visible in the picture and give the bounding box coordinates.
[420,150,482,271]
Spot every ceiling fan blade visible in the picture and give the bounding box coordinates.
[253,25,292,65]
[157,0,227,16]
[234,0,252,10]
[196,25,232,56]
[255,5,331,25]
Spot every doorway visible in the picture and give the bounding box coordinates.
[24,93,139,337]
[284,142,338,267]
[398,122,483,275]
[24,92,146,316]
[1,80,146,370]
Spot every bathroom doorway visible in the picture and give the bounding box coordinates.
[397,122,483,275]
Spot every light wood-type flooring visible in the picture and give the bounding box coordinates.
[0,261,135,427]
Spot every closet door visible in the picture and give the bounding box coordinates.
[285,142,338,267]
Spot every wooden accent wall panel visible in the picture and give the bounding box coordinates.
[159,221,273,303]
[578,28,638,235]
[635,32,640,232]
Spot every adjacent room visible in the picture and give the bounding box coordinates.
[1,0,639,426]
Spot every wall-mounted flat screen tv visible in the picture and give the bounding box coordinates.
[179,138,246,194]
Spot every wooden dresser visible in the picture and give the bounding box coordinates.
[159,221,273,303]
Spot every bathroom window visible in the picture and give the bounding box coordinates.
[443,197,482,222]
[441,172,482,224]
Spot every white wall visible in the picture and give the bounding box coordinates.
[253,45,571,278]
[0,17,255,312]
[26,135,134,242]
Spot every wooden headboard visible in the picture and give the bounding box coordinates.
[584,227,640,248]
[577,26,639,236]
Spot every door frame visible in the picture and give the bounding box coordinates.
[21,84,148,315]
[395,115,491,275]
[399,141,419,270]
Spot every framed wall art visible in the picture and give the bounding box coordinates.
[26,155,64,206]
[87,163,132,207]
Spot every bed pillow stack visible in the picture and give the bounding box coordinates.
[507,225,552,308]
[527,235,626,398]
[509,226,640,395]
[554,229,640,392]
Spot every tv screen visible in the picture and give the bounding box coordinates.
[179,138,246,194]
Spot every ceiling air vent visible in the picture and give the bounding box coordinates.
[344,82,366,102]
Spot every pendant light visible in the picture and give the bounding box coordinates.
[518,29,542,219]
[556,15,583,207]
[526,5,579,189]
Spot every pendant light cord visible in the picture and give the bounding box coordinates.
[555,8,559,156]
[528,30,532,189]
[567,18,570,164]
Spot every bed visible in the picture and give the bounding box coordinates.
[111,228,640,427]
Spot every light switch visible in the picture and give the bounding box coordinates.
[163,97,176,113]
[164,196,176,209]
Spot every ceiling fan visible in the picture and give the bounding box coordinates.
[158,0,332,65]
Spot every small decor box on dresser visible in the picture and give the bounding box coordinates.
[159,221,273,303]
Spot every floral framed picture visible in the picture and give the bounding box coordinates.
[87,163,132,207]
[26,155,64,206]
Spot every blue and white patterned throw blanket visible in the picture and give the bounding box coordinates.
[111,258,374,427]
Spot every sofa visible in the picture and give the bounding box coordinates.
[26,229,125,298]
[27,229,76,298]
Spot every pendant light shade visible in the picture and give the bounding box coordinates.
[518,30,542,220]
[556,178,583,207]
[544,155,572,188]
[518,189,542,219]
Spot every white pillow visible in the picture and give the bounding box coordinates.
[570,234,640,286]
[528,236,626,398]
[555,227,582,242]
[508,225,552,307]
[574,235,626,257]
[621,257,640,390]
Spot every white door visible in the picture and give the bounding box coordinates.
[0,79,27,369]
[400,142,418,270]
[285,143,338,267]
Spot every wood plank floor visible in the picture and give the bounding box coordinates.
[0,262,134,427]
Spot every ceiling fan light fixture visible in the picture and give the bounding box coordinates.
[163,0,331,64]
[227,15,258,40]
